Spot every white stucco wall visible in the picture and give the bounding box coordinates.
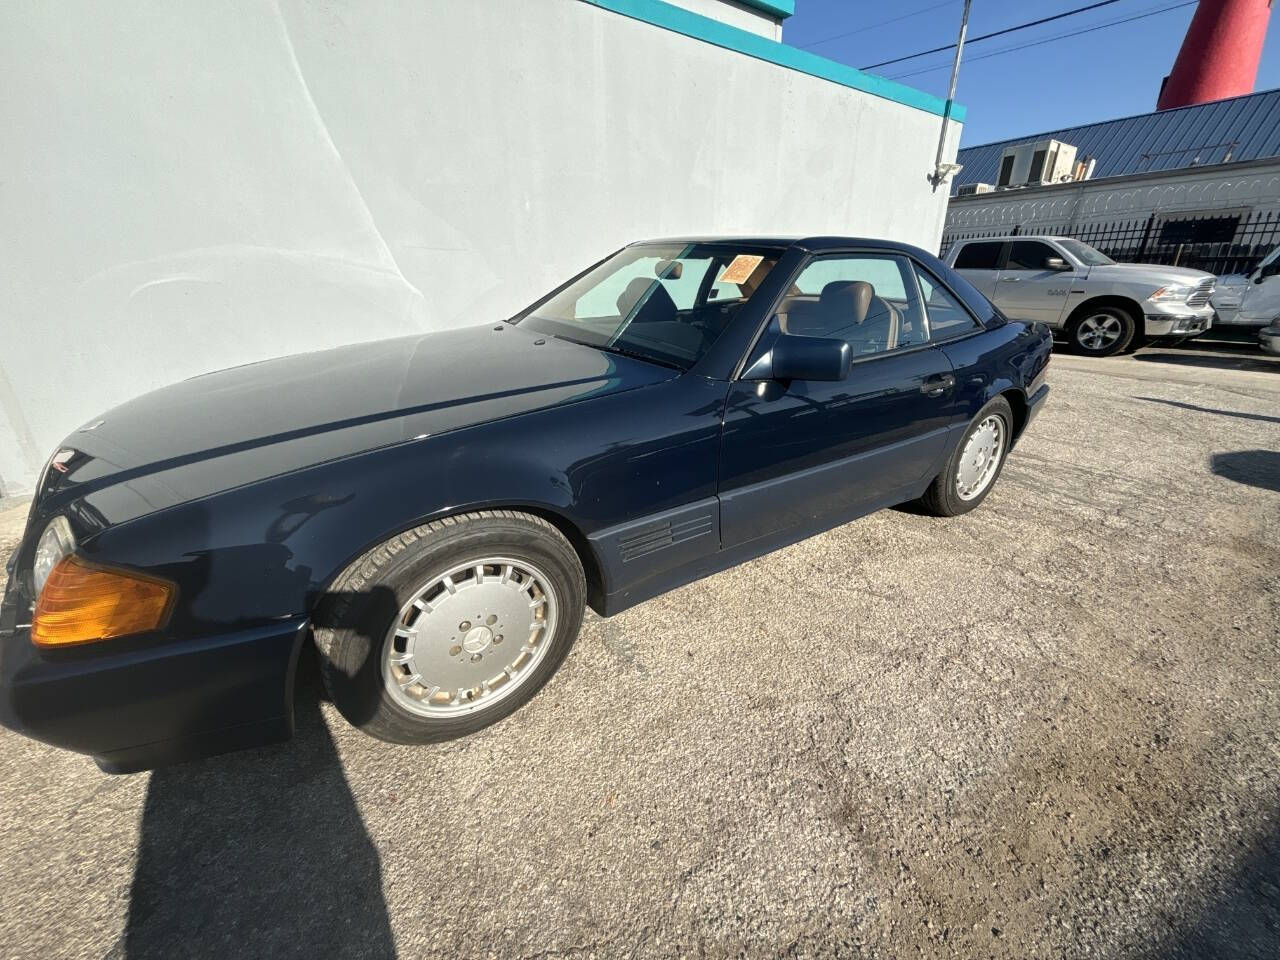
[0,0,958,495]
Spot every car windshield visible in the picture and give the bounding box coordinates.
[515,243,780,369]
[1056,238,1115,266]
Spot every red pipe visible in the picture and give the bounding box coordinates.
[1157,0,1273,110]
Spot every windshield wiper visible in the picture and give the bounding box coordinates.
[528,327,688,371]
[591,341,686,371]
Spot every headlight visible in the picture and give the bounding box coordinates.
[1150,284,1193,302]
[32,516,77,596]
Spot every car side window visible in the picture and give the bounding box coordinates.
[953,241,1002,270]
[915,267,981,340]
[1006,241,1061,271]
[779,254,930,357]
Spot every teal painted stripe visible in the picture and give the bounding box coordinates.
[740,0,795,17]
[579,0,965,121]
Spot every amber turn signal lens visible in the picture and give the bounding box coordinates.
[32,556,174,647]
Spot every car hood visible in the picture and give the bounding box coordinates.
[42,323,677,523]
[1084,263,1214,287]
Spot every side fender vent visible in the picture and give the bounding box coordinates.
[618,512,714,563]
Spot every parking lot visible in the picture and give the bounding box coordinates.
[0,342,1277,959]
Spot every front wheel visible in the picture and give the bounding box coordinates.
[918,397,1013,517]
[313,511,586,745]
[1068,305,1136,357]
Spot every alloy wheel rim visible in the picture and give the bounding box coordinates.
[382,557,558,717]
[1077,313,1123,351]
[956,415,1006,501]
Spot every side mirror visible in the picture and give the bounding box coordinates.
[1045,257,1071,271]
[770,333,851,382]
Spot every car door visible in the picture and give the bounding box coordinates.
[717,252,956,549]
[950,240,1005,300]
[918,265,1003,427]
[995,240,1075,326]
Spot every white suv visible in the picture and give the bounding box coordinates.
[944,236,1215,357]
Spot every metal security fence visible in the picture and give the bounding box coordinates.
[940,210,1280,277]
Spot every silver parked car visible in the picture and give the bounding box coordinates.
[1212,243,1280,355]
[1261,323,1280,356]
[943,236,1215,357]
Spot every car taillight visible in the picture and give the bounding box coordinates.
[32,556,174,647]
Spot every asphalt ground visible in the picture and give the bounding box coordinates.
[0,340,1278,959]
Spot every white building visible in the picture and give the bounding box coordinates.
[0,0,962,495]
[942,89,1280,275]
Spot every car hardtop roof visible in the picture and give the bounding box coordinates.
[629,236,933,256]
[953,235,1072,243]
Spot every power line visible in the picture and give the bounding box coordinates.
[887,0,1197,80]
[796,0,959,50]
[889,0,1196,80]
[862,0,1129,70]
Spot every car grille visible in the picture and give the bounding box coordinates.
[1186,277,1215,307]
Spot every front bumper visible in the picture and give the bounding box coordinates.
[0,613,308,773]
[1143,304,1214,338]
[1261,324,1280,357]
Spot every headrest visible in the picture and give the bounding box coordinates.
[617,277,677,324]
[819,280,874,326]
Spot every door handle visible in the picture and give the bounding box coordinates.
[921,374,955,396]
[1002,276,1021,282]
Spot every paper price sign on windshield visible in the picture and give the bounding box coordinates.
[718,254,764,285]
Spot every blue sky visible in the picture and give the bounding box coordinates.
[783,0,1280,146]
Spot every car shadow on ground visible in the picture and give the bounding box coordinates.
[1136,397,1280,426]
[1154,812,1280,959]
[1209,450,1280,495]
[119,648,396,960]
[1129,341,1280,376]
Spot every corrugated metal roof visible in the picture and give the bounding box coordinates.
[952,88,1280,195]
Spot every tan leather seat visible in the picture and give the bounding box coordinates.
[785,280,899,353]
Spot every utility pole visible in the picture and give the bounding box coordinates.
[929,0,971,190]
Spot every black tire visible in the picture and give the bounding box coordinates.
[1067,303,1137,357]
[918,397,1014,517]
[313,511,586,745]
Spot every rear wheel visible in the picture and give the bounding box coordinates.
[1068,304,1136,357]
[313,511,585,744]
[918,397,1013,517]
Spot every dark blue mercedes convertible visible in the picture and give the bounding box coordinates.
[1,236,1050,771]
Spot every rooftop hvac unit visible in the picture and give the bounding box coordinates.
[996,139,1080,188]
[956,183,995,196]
